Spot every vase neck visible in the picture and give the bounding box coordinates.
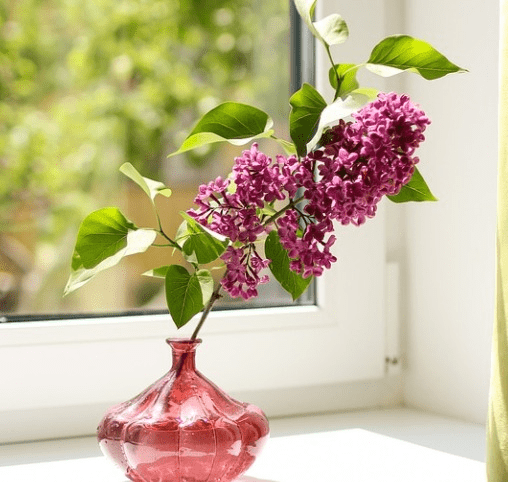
[167,338,201,372]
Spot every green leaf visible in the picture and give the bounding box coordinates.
[265,230,313,301]
[143,268,214,305]
[289,83,327,157]
[293,0,348,47]
[226,178,237,195]
[65,251,99,295]
[168,102,274,157]
[75,207,156,269]
[293,0,318,41]
[65,208,157,294]
[273,137,297,156]
[387,167,438,203]
[366,35,466,80]
[329,64,359,99]
[142,266,170,278]
[165,265,205,328]
[307,88,378,153]
[313,13,349,46]
[120,162,172,203]
[196,269,214,305]
[176,212,229,265]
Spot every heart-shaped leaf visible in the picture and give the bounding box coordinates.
[307,88,378,153]
[265,230,313,301]
[65,251,102,295]
[75,207,156,269]
[120,163,172,204]
[168,102,274,157]
[65,208,157,294]
[366,35,466,80]
[387,167,438,203]
[293,0,348,47]
[142,266,170,278]
[313,13,349,46]
[289,83,327,157]
[329,64,359,99]
[165,265,206,328]
[176,212,229,265]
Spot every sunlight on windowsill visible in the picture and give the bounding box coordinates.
[0,408,486,482]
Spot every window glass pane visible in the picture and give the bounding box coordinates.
[0,0,314,317]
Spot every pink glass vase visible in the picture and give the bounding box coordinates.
[97,338,269,482]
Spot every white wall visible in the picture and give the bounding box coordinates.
[324,0,498,424]
[399,0,499,423]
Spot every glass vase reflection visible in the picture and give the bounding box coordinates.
[97,338,269,482]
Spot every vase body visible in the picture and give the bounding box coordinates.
[97,338,269,482]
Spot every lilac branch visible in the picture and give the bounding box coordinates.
[262,195,304,227]
[191,280,223,341]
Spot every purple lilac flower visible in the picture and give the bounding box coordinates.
[188,92,429,297]
[188,144,300,298]
[305,92,430,226]
[220,245,270,299]
[276,92,429,275]
[277,209,337,278]
[188,144,299,244]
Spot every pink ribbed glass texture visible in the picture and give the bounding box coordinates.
[97,338,269,482]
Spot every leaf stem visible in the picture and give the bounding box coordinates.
[263,195,305,227]
[156,212,182,250]
[191,281,222,340]
[325,44,341,97]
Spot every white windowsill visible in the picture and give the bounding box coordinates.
[0,408,487,481]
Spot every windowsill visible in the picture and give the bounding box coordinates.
[0,408,487,481]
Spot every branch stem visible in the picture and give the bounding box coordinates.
[325,45,341,98]
[263,195,305,227]
[191,281,222,340]
[156,212,182,250]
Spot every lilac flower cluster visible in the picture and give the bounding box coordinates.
[188,144,299,299]
[188,93,430,298]
[189,144,299,244]
[310,92,430,226]
[276,209,338,279]
[220,245,270,300]
[282,92,430,277]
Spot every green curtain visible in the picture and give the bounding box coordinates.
[487,1,508,479]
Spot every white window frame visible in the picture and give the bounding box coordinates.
[0,0,396,444]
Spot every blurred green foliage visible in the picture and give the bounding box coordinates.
[0,0,289,313]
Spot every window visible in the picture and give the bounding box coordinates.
[1,0,304,317]
[0,0,390,444]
